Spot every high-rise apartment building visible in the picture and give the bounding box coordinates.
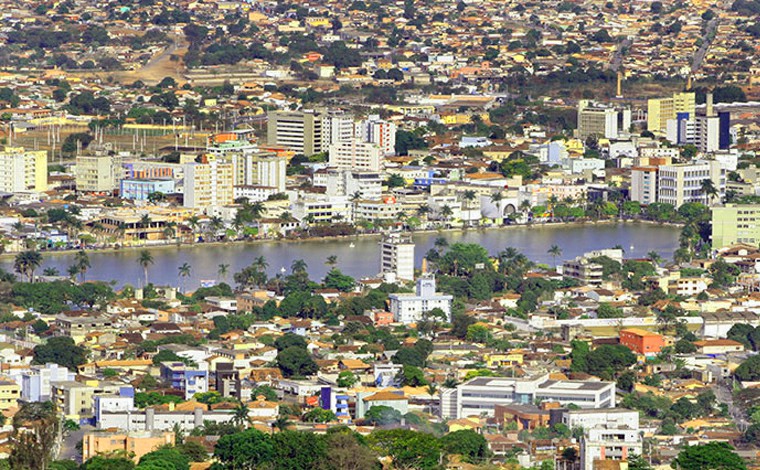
[321,111,355,150]
[576,100,631,140]
[630,166,658,205]
[380,233,415,282]
[358,115,397,156]
[232,151,287,192]
[267,110,325,156]
[328,139,384,172]
[0,147,47,193]
[712,204,760,249]
[76,154,123,192]
[183,161,234,211]
[657,160,724,208]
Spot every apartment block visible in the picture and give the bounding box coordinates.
[0,146,47,193]
[630,166,658,205]
[160,362,209,400]
[21,363,76,402]
[380,233,415,282]
[328,139,384,172]
[76,154,123,192]
[561,249,623,287]
[232,151,287,192]
[358,115,397,156]
[712,204,760,249]
[267,109,325,156]
[647,92,695,134]
[576,101,631,140]
[183,161,234,211]
[82,430,174,462]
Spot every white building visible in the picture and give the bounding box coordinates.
[329,139,384,172]
[76,154,122,192]
[358,115,396,156]
[322,112,355,150]
[380,234,415,282]
[232,152,287,192]
[630,166,658,205]
[440,374,616,419]
[0,147,47,193]
[319,169,383,200]
[582,425,643,469]
[657,160,725,208]
[388,276,453,324]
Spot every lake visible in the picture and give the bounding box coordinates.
[3,223,681,289]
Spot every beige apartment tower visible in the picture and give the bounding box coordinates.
[647,92,695,134]
[76,154,122,192]
[183,160,234,211]
[0,147,47,193]
[267,110,325,156]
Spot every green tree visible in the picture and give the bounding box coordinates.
[302,407,336,423]
[137,250,154,286]
[324,268,355,292]
[671,442,746,470]
[277,346,318,377]
[735,355,760,381]
[178,262,191,293]
[212,428,275,469]
[465,323,492,343]
[369,429,442,470]
[138,448,189,470]
[440,429,490,464]
[14,250,43,282]
[74,250,91,282]
[337,370,358,388]
[548,244,562,268]
[396,365,428,386]
[81,456,135,470]
[364,405,403,425]
[32,337,87,369]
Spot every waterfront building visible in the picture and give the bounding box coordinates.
[183,160,234,211]
[657,160,724,208]
[712,204,760,249]
[0,146,47,193]
[380,233,415,282]
[231,151,287,192]
[76,154,122,192]
[120,178,175,201]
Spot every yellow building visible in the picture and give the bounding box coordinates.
[483,351,525,367]
[0,147,47,193]
[0,377,20,410]
[82,431,175,462]
[647,92,695,134]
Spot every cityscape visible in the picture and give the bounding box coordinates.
[0,0,759,469]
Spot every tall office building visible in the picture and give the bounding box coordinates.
[647,92,695,134]
[0,147,47,193]
[666,93,730,153]
[358,115,397,156]
[380,233,415,282]
[267,109,325,156]
[630,166,658,205]
[576,100,631,140]
[328,139,384,172]
[657,160,724,208]
[183,160,234,211]
[232,151,287,192]
[76,154,123,192]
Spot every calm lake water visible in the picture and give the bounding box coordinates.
[3,223,681,289]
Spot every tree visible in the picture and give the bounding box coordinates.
[302,407,336,423]
[74,250,91,282]
[231,401,251,429]
[277,346,318,377]
[137,250,154,286]
[274,333,308,352]
[337,370,358,388]
[81,456,135,470]
[10,402,60,470]
[700,178,719,205]
[466,323,492,343]
[213,428,274,469]
[672,442,746,470]
[178,262,191,293]
[369,429,442,470]
[364,405,402,425]
[584,344,636,379]
[217,263,229,281]
[325,430,378,470]
[138,448,190,470]
[735,355,760,381]
[272,430,329,469]
[548,244,562,268]
[324,268,355,292]
[396,365,428,386]
[440,429,490,464]
[32,337,87,369]
[14,250,42,282]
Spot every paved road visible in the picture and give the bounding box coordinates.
[58,425,91,463]
[611,38,633,72]
[715,381,749,432]
[692,17,719,72]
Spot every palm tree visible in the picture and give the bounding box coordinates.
[14,250,42,282]
[139,214,152,244]
[416,204,431,217]
[490,192,503,205]
[209,216,224,241]
[42,267,59,277]
[462,190,477,209]
[137,250,154,287]
[434,236,448,253]
[440,205,453,222]
[187,215,200,242]
[272,415,291,434]
[74,250,90,282]
[325,255,338,267]
[66,264,79,282]
[700,178,718,205]
[648,251,662,268]
[218,263,229,281]
[291,259,308,274]
[548,244,562,269]
[519,200,532,213]
[178,263,191,292]
[231,401,251,429]
[253,256,269,272]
